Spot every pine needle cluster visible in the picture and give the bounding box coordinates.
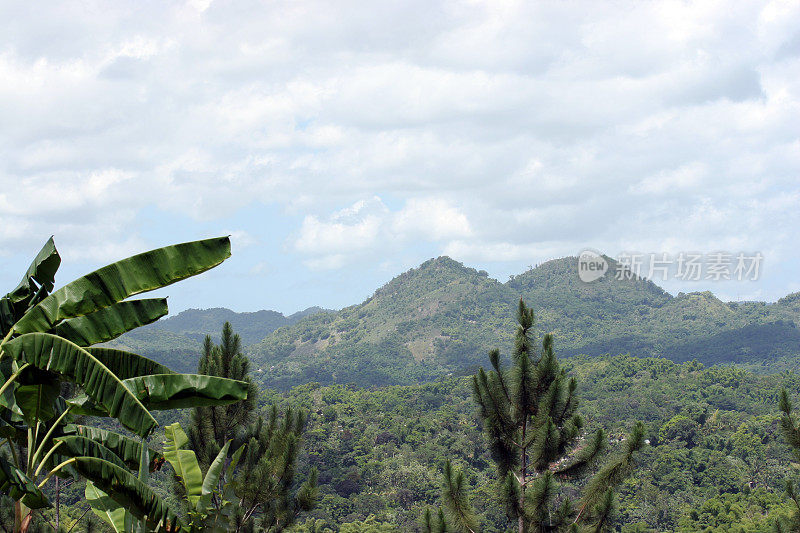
[234,405,319,531]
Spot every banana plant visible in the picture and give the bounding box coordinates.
[163,423,242,532]
[80,429,166,533]
[84,423,240,533]
[0,236,251,532]
[89,422,242,533]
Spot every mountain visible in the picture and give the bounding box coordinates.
[106,306,331,373]
[248,256,800,389]
[510,258,800,366]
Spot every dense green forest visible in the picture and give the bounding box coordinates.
[41,354,800,532]
[33,254,799,532]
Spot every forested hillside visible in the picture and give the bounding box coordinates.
[110,255,800,389]
[44,355,800,532]
[274,355,800,531]
[247,256,800,389]
[105,305,330,372]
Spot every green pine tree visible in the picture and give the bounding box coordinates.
[188,322,259,467]
[231,405,319,532]
[432,300,645,533]
[186,322,318,532]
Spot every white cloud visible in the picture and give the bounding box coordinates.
[442,240,567,264]
[248,261,269,276]
[293,196,473,269]
[294,197,387,257]
[226,230,257,250]
[391,198,472,241]
[630,163,708,195]
[0,1,798,300]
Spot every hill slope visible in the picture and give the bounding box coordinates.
[106,306,330,373]
[249,256,800,389]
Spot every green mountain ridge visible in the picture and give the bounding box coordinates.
[111,255,799,387]
[247,255,800,389]
[106,305,332,372]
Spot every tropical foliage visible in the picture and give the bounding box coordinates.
[25,353,800,532]
[775,389,800,532]
[0,236,249,532]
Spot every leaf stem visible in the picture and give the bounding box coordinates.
[30,405,73,475]
[0,329,13,363]
[37,457,76,489]
[29,419,41,474]
[0,328,13,348]
[34,440,64,478]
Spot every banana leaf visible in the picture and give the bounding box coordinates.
[0,455,50,509]
[13,236,230,335]
[85,347,173,379]
[1,238,60,336]
[85,481,127,533]
[0,359,21,415]
[122,374,249,410]
[4,333,157,437]
[1,238,61,334]
[6,237,61,306]
[197,440,231,513]
[0,298,15,340]
[69,425,163,471]
[70,373,248,418]
[56,436,131,471]
[0,413,22,439]
[55,298,169,346]
[163,423,203,507]
[15,381,60,424]
[13,365,61,423]
[73,457,182,530]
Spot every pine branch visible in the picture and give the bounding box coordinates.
[555,428,606,479]
[441,460,478,533]
[423,508,449,533]
[500,471,522,521]
[577,422,645,522]
[780,389,800,457]
[512,351,536,424]
[559,377,578,422]
[586,489,614,533]
[530,417,559,471]
[524,470,557,527]
[423,508,434,533]
[489,349,512,403]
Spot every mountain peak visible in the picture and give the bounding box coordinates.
[418,255,473,272]
[370,256,487,300]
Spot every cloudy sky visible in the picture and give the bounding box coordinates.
[1,0,798,314]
